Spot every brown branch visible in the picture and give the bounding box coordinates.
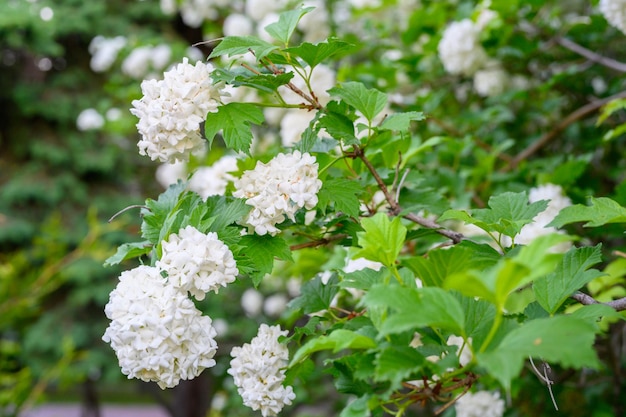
[571,292,626,312]
[289,234,347,251]
[352,146,464,244]
[555,37,626,73]
[508,90,626,169]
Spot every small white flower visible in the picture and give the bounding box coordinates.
[242,288,264,317]
[263,293,289,317]
[447,335,473,367]
[473,64,509,97]
[599,0,626,35]
[89,35,127,73]
[157,226,239,300]
[130,58,224,163]
[228,324,296,417]
[438,19,487,76]
[155,161,187,189]
[223,13,254,37]
[455,391,505,417]
[122,46,153,79]
[188,155,239,199]
[76,108,105,131]
[102,266,218,389]
[233,151,322,236]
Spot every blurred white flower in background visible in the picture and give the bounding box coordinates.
[473,63,509,97]
[188,155,239,199]
[76,108,105,131]
[599,0,626,35]
[88,35,127,73]
[455,391,505,417]
[438,19,487,76]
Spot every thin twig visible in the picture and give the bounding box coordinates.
[352,146,464,244]
[529,357,559,411]
[108,205,148,223]
[555,36,626,73]
[571,292,626,312]
[289,234,347,251]
[509,90,626,169]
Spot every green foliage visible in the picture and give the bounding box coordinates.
[549,197,626,227]
[354,213,406,268]
[440,191,549,240]
[328,82,388,124]
[204,103,265,155]
[264,7,315,45]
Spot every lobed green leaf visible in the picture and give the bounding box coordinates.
[204,103,264,155]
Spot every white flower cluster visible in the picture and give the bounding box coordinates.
[103,226,239,388]
[455,391,505,417]
[102,266,218,389]
[157,226,239,300]
[130,58,224,163]
[438,19,487,76]
[121,44,172,79]
[228,324,296,417]
[599,0,626,35]
[514,183,572,249]
[233,151,322,236]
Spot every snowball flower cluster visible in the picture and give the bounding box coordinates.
[233,151,322,236]
[130,58,224,163]
[228,324,296,417]
[455,391,505,417]
[157,226,239,300]
[599,0,626,35]
[438,19,487,76]
[102,266,218,389]
[514,183,572,248]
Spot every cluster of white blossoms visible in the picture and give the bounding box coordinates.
[455,391,505,417]
[233,151,322,236]
[130,58,224,163]
[228,324,296,417]
[599,0,626,35]
[103,226,240,388]
[157,226,239,300]
[187,155,239,199]
[473,63,509,97]
[102,266,218,389]
[514,183,572,249]
[88,35,127,73]
[437,19,487,76]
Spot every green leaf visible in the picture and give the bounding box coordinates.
[548,197,626,228]
[289,329,376,366]
[328,82,387,123]
[379,111,425,131]
[293,112,322,153]
[339,268,387,291]
[445,258,530,310]
[239,234,292,285]
[354,213,406,268]
[477,315,601,390]
[439,191,548,238]
[317,178,361,218]
[374,345,426,388]
[264,7,314,45]
[212,67,294,94]
[204,103,264,155]
[533,245,604,314]
[141,181,187,244]
[288,273,339,314]
[363,285,465,336]
[318,101,358,145]
[203,196,250,232]
[286,38,357,68]
[104,241,152,266]
[403,241,500,287]
[569,304,625,329]
[339,396,370,417]
[208,36,278,60]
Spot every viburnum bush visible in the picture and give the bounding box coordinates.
[99,2,626,417]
